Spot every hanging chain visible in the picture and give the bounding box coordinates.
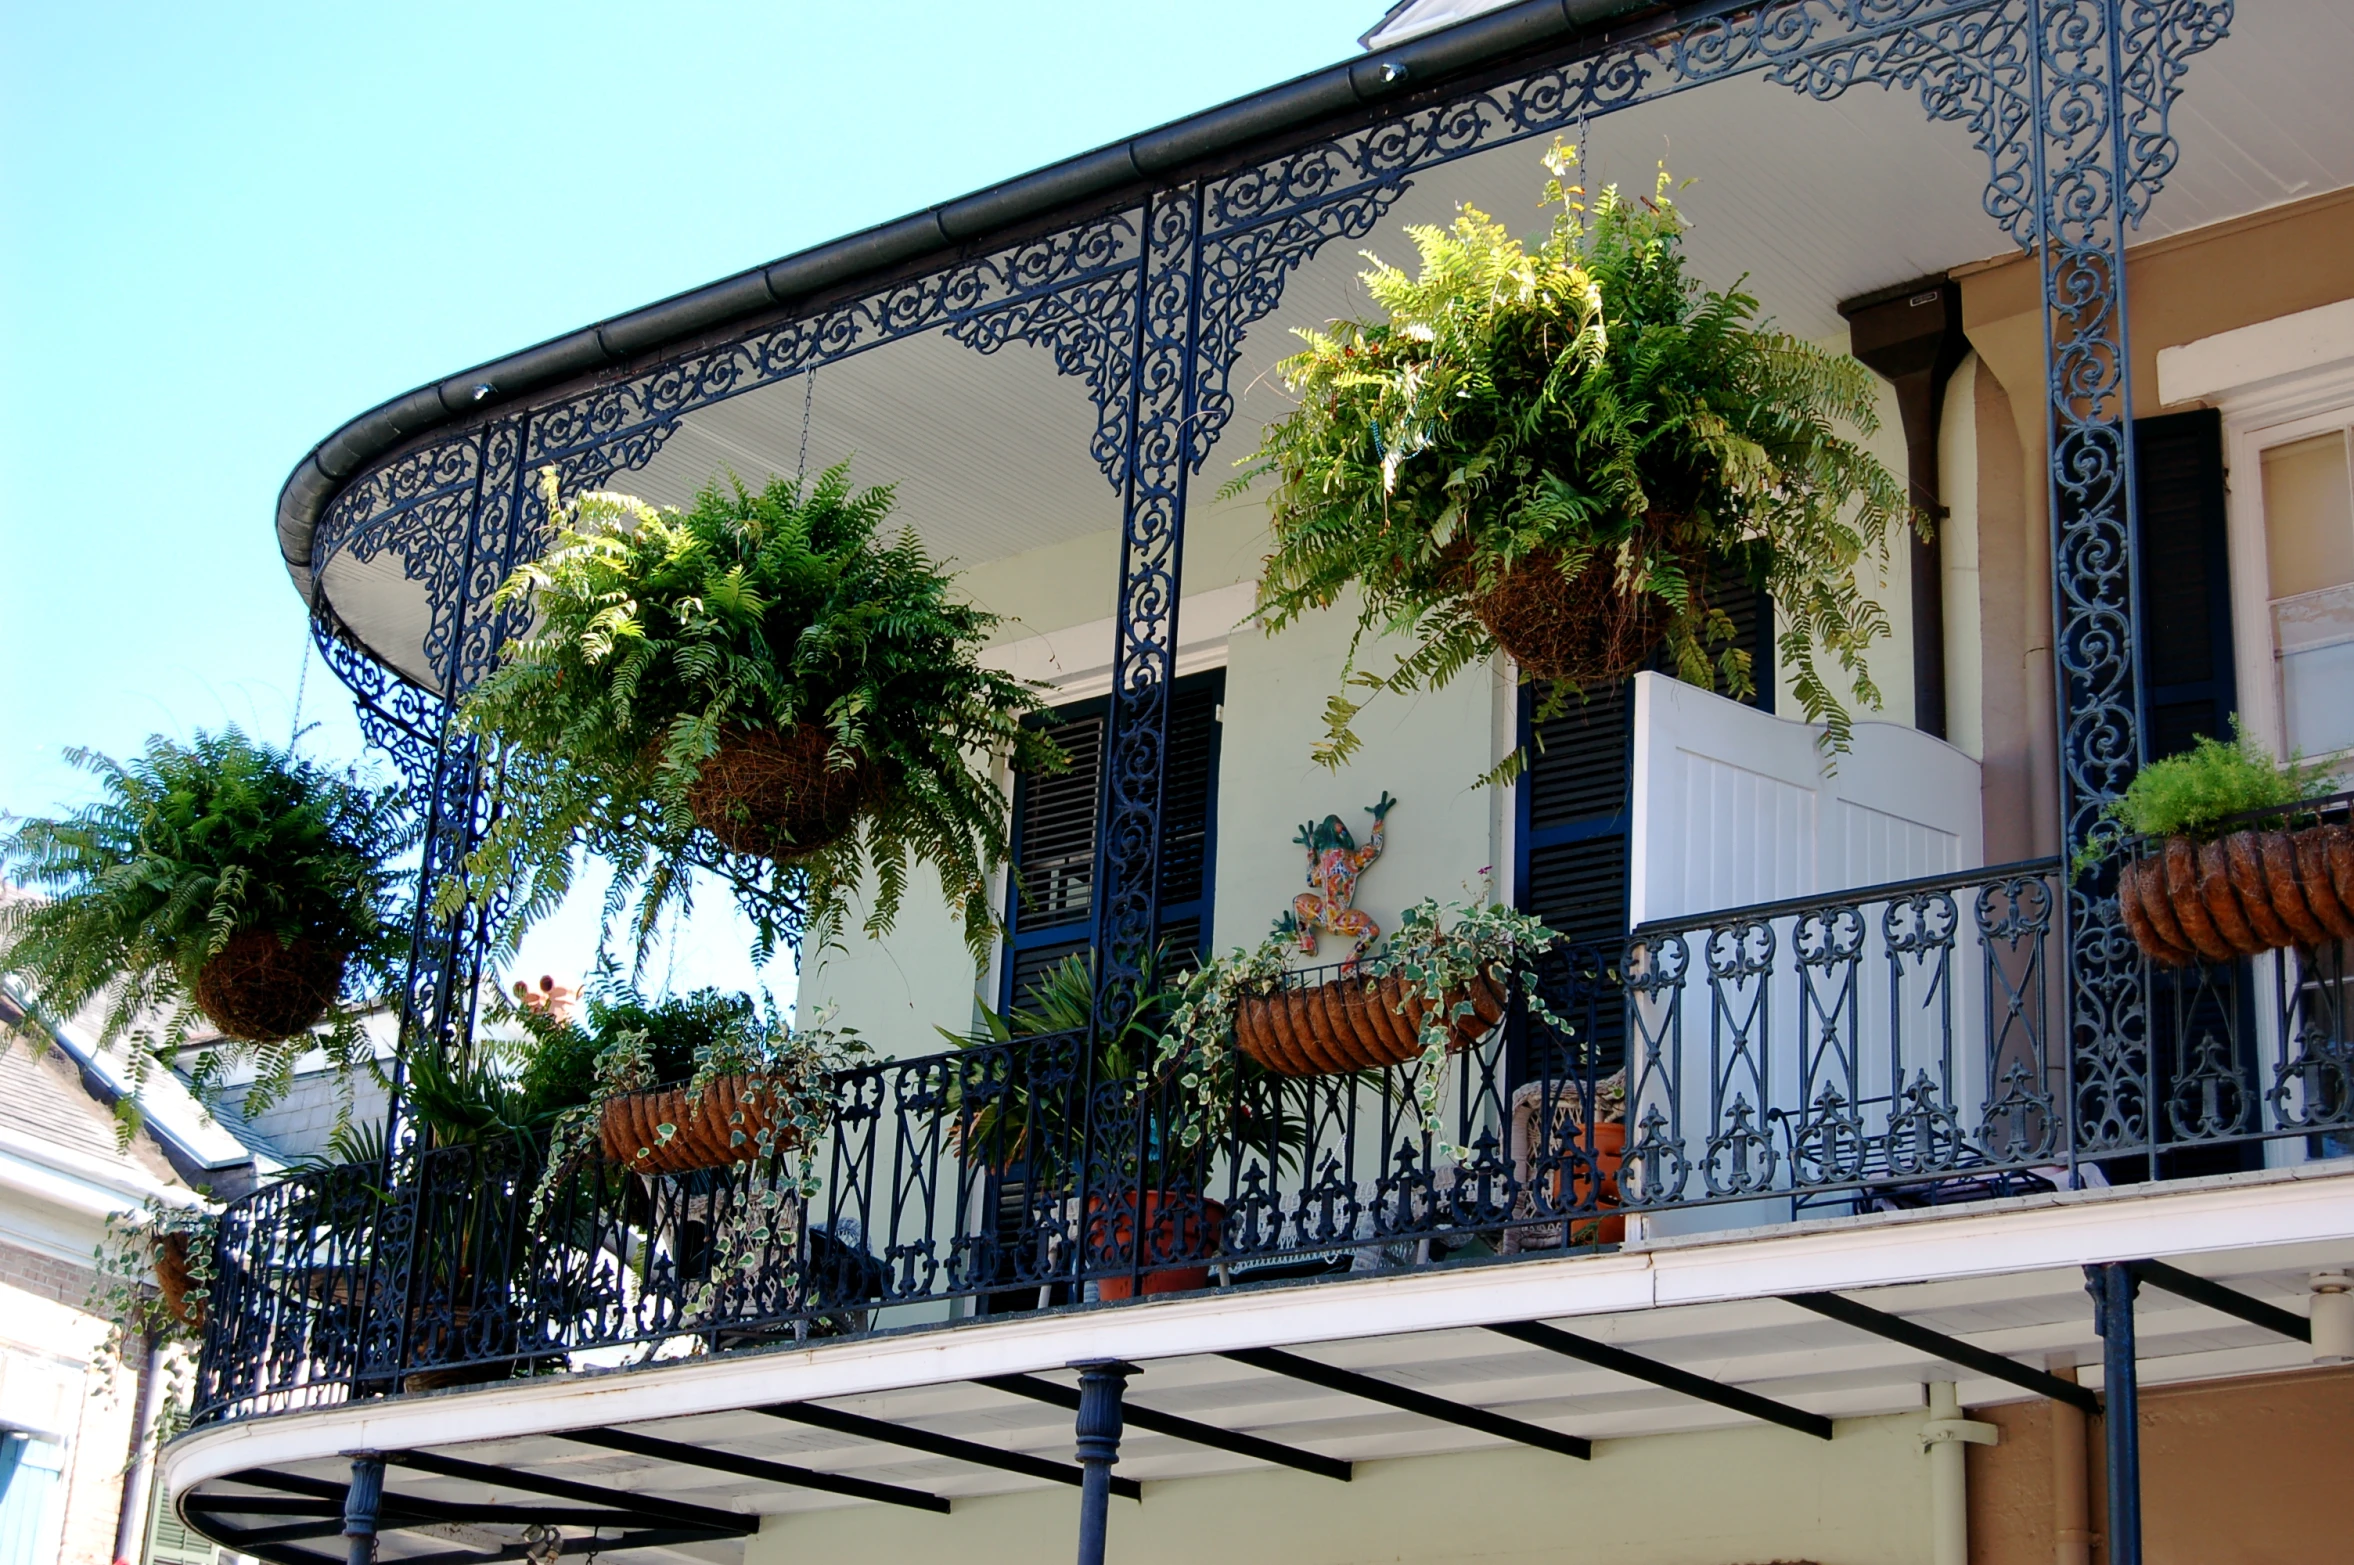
[796,367,816,485]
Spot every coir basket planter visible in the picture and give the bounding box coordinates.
[598,1076,798,1173]
[1235,972,1506,1077]
[685,726,877,861]
[192,929,346,1043]
[1467,546,1673,688]
[153,1231,203,1329]
[2116,824,2354,967]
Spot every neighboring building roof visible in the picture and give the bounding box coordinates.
[0,1036,192,1265]
[0,982,279,1194]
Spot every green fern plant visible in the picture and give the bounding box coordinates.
[0,729,414,1121]
[2080,718,2340,875]
[1234,144,1916,771]
[449,464,1064,967]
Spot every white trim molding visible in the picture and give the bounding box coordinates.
[980,582,1254,702]
[2155,296,2354,761]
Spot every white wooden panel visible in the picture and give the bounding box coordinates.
[1628,673,1982,927]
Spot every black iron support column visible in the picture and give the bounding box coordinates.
[2087,1263,2142,1565]
[1072,1360,1136,1565]
[341,1454,384,1565]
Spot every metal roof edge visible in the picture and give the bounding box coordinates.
[276,0,1668,605]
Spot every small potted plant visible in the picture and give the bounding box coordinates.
[1231,143,1914,770]
[2099,721,2349,965]
[1,729,414,1111]
[452,465,1064,965]
[943,948,1231,1300]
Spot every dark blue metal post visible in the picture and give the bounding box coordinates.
[1072,1360,1136,1565]
[2087,1263,2142,1565]
[342,1452,385,1565]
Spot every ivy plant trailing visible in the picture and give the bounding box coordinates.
[0,729,414,1119]
[1234,145,1916,773]
[452,465,1063,965]
[1159,895,1575,1155]
[530,985,865,1221]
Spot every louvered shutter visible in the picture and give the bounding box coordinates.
[1001,672,1224,1010]
[2132,408,2236,760]
[1513,575,1772,1077]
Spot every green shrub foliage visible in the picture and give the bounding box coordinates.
[2097,718,2339,858]
[1235,145,1916,768]
[452,465,1062,964]
[0,729,413,1118]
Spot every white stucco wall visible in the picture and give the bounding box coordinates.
[748,1410,1943,1565]
[1210,603,1506,961]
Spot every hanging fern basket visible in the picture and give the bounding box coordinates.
[1465,547,1672,687]
[152,1231,203,1329]
[597,1076,801,1174]
[2117,825,2354,967]
[192,930,346,1043]
[684,726,879,861]
[1234,969,1505,1077]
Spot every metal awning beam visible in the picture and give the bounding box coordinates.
[978,1373,1351,1483]
[385,1451,745,1532]
[1783,1292,2101,1414]
[188,1497,648,1528]
[1219,1347,1590,1460]
[759,1402,1140,1500]
[390,1525,744,1565]
[1485,1320,1835,1440]
[558,1427,951,1515]
[2130,1258,2311,1342]
[193,1515,346,1565]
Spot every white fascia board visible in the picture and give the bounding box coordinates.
[0,1129,193,1214]
[2156,296,2354,411]
[981,583,1255,702]
[159,1162,2354,1496]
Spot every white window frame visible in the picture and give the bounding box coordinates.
[2157,297,2354,762]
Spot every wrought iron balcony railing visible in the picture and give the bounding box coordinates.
[192,858,2353,1426]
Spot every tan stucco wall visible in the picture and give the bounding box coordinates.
[1949,183,2354,859]
[1965,1365,2354,1565]
[751,1411,1942,1565]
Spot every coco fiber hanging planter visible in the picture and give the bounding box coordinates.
[684,726,879,862]
[597,1075,801,1174]
[2116,824,2354,967]
[1466,546,1676,688]
[192,930,348,1043]
[1234,970,1506,1077]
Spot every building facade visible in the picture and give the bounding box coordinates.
[164,4,2354,1564]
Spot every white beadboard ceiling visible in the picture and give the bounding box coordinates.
[344,5,2353,689]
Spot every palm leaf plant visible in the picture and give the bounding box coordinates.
[1235,144,1917,770]
[449,464,1063,966]
[0,728,414,1116]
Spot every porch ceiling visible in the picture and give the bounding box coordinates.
[315,2,2354,692]
[174,1215,2348,1565]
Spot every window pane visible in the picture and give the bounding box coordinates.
[2262,430,2354,600]
[2277,582,2354,756]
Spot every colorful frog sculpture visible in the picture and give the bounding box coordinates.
[1286,791,1397,970]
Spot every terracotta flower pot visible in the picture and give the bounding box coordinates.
[1085,1191,1226,1299]
[598,1076,798,1173]
[1556,1121,1627,1246]
[684,726,877,861]
[1234,973,1504,1076]
[2119,825,2354,966]
[193,930,346,1043]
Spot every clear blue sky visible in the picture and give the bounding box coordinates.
[1,1,1375,994]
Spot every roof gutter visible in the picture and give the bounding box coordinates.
[278,0,1669,602]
